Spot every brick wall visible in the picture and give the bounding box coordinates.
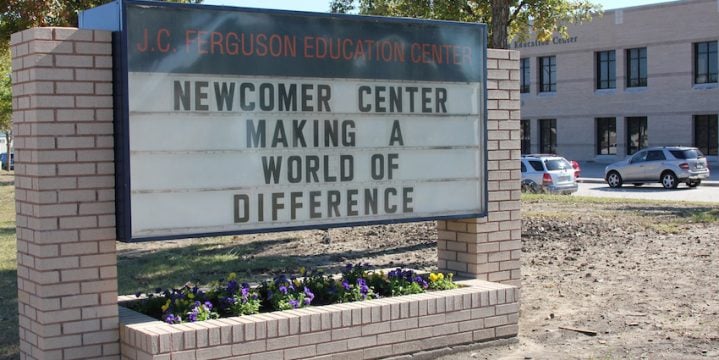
[11,28,119,359]
[118,280,518,360]
[437,49,521,287]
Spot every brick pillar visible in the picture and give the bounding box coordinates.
[437,49,521,287]
[11,28,119,359]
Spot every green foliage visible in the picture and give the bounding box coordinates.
[329,0,601,49]
[0,0,205,43]
[337,264,377,302]
[0,180,18,357]
[0,1,108,42]
[428,272,459,290]
[383,268,428,296]
[0,48,11,150]
[130,266,459,324]
[690,209,719,223]
[299,268,341,305]
[207,273,262,317]
[258,274,314,311]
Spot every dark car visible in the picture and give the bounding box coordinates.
[0,153,13,171]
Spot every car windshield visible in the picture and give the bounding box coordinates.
[669,149,704,159]
[544,159,571,171]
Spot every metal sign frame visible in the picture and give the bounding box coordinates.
[80,0,487,241]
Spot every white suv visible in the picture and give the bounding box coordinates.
[520,154,578,194]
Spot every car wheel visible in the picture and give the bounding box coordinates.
[687,180,701,188]
[661,171,678,189]
[521,181,539,193]
[606,171,623,188]
[633,183,644,187]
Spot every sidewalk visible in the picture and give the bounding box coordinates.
[577,161,719,187]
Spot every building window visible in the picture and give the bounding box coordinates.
[694,41,718,84]
[626,117,648,155]
[521,120,531,154]
[596,117,617,155]
[626,48,647,87]
[694,114,718,155]
[520,58,530,93]
[538,56,556,93]
[539,119,556,154]
[596,50,616,89]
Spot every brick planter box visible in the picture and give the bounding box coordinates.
[118,280,518,360]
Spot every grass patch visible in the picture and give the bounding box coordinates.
[117,238,303,295]
[689,209,719,223]
[0,177,18,359]
[521,193,715,206]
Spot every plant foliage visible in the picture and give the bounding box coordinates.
[329,0,601,49]
[131,264,459,324]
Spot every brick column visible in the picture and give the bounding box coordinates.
[11,28,119,359]
[437,49,521,287]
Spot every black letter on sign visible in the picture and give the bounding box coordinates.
[272,192,284,221]
[234,194,249,223]
[358,86,371,112]
[389,120,404,146]
[214,82,235,111]
[174,81,190,111]
[195,81,209,111]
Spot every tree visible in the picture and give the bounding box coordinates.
[0,48,11,164]
[1,0,205,43]
[329,0,601,49]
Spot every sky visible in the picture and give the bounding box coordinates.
[201,0,675,13]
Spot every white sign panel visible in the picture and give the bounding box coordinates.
[110,3,487,241]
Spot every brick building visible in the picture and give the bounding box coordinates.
[517,0,719,162]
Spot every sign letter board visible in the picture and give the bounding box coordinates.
[89,0,487,241]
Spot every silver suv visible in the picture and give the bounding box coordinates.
[521,154,578,194]
[605,146,710,189]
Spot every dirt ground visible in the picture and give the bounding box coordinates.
[444,200,719,360]
[117,197,719,359]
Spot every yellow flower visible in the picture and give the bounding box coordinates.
[438,273,444,280]
[161,300,170,312]
[293,279,301,287]
[429,273,438,282]
[228,272,237,280]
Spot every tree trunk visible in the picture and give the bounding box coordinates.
[490,0,510,49]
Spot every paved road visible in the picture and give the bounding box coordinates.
[574,181,719,203]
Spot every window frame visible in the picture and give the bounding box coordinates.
[694,114,718,155]
[520,58,530,93]
[538,56,556,93]
[539,118,556,154]
[520,119,531,154]
[626,116,648,155]
[626,47,647,88]
[596,117,617,155]
[596,50,616,90]
[694,41,718,84]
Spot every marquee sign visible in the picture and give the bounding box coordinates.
[81,0,487,242]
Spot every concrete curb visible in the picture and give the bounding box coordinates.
[579,178,719,187]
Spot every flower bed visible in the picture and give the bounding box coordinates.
[127,265,461,325]
[119,267,519,360]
